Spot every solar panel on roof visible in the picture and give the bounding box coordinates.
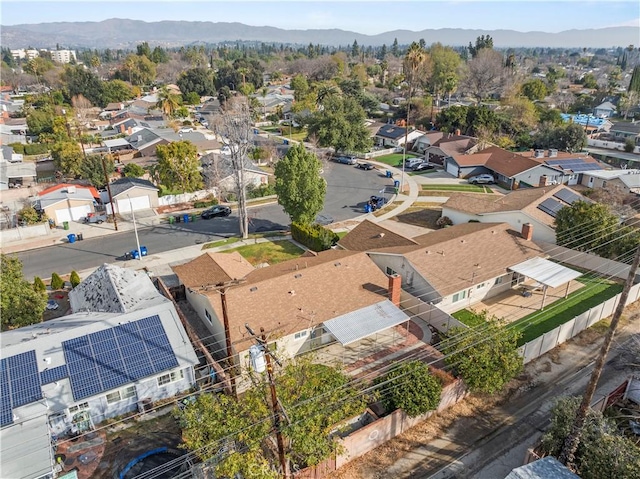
[8,351,42,408]
[554,189,582,205]
[40,365,68,385]
[0,360,13,426]
[537,198,565,218]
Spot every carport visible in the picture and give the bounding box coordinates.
[508,257,582,310]
[322,300,410,346]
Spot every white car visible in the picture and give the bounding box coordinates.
[468,174,495,185]
[178,127,194,133]
[46,300,59,311]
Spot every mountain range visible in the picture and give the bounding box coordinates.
[1,19,637,50]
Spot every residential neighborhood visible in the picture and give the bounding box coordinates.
[1,4,640,479]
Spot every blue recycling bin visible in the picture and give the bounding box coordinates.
[394,180,400,188]
[364,204,372,213]
[67,233,76,243]
[183,213,190,223]
[140,246,148,257]
[253,128,259,134]
[131,249,140,260]
[386,170,392,178]
[283,139,289,145]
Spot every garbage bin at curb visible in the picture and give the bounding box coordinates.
[67,233,76,243]
[394,180,400,188]
[191,214,198,222]
[175,215,181,223]
[63,221,69,230]
[77,233,84,241]
[168,215,175,224]
[386,170,392,178]
[140,246,148,256]
[183,213,190,223]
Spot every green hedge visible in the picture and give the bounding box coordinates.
[194,199,219,208]
[291,222,339,252]
[8,143,25,154]
[12,143,50,155]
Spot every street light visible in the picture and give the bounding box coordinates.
[127,194,142,261]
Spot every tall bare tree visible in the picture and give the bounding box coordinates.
[463,49,507,103]
[212,97,252,239]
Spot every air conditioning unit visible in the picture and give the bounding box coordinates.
[66,186,76,194]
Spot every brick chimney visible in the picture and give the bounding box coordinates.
[539,175,548,187]
[521,223,533,241]
[119,124,125,134]
[388,273,401,306]
[455,128,461,136]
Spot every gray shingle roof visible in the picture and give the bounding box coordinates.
[109,177,158,196]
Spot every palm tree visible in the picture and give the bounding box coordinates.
[156,86,180,118]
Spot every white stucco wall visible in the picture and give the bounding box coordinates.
[367,253,439,303]
[437,272,514,314]
[185,289,226,354]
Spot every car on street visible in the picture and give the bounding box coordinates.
[82,212,107,224]
[335,155,357,165]
[356,162,375,170]
[468,174,495,184]
[412,162,435,172]
[178,127,194,133]
[201,205,232,219]
[46,300,59,311]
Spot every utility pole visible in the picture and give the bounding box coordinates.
[245,324,288,478]
[102,156,118,231]
[558,243,640,469]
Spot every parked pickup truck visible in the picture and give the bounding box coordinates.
[82,213,108,224]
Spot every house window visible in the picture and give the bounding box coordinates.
[68,402,89,414]
[476,283,485,289]
[294,330,308,340]
[205,309,212,324]
[495,276,504,285]
[122,386,136,399]
[106,386,137,404]
[602,181,607,188]
[452,290,467,303]
[386,267,397,276]
[157,369,185,387]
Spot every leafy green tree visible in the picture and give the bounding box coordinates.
[51,141,84,177]
[306,94,372,154]
[1,255,47,331]
[101,80,135,104]
[441,313,522,394]
[123,163,145,178]
[156,141,203,193]
[27,107,55,136]
[177,67,216,97]
[183,91,200,105]
[80,155,114,188]
[430,43,461,101]
[155,86,181,117]
[533,123,587,153]
[436,105,469,133]
[375,361,442,417]
[69,271,81,289]
[629,65,640,94]
[50,272,65,290]
[61,65,104,107]
[18,205,41,225]
[290,74,310,102]
[33,276,46,293]
[151,46,170,64]
[520,79,549,101]
[537,106,563,126]
[540,397,640,479]
[136,42,152,59]
[116,54,157,86]
[468,34,494,58]
[581,73,598,89]
[274,143,326,225]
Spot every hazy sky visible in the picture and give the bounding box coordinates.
[2,1,638,34]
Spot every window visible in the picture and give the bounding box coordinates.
[476,283,485,289]
[157,369,185,386]
[386,267,397,276]
[452,290,467,303]
[294,330,308,340]
[68,402,89,414]
[106,385,137,404]
[122,386,136,399]
[205,309,212,324]
[495,276,504,285]
[106,391,121,404]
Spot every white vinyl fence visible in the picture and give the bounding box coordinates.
[157,188,218,207]
[519,282,640,364]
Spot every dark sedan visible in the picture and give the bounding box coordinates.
[356,162,375,170]
[201,205,232,219]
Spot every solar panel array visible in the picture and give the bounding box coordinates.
[0,351,43,427]
[554,189,582,205]
[40,365,69,385]
[546,159,601,172]
[63,315,178,401]
[537,198,565,218]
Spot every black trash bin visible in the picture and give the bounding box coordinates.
[124,251,132,261]
[175,215,181,223]
[76,233,83,241]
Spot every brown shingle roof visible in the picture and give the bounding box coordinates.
[173,251,255,288]
[338,220,418,251]
[373,223,544,296]
[431,136,477,156]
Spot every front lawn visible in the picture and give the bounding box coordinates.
[452,309,486,328]
[373,153,419,167]
[227,240,304,265]
[408,169,439,176]
[509,274,623,345]
[421,184,493,193]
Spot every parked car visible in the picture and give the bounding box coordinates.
[404,158,423,169]
[178,127,194,133]
[335,155,357,165]
[356,162,375,170]
[201,205,232,219]
[412,162,435,172]
[82,212,107,224]
[46,300,59,311]
[468,174,495,184]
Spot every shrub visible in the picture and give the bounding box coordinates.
[291,222,339,252]
[8,143,25,154]
[50,273,65,290]
[24,143,49,155]
[33,276,46,293]
[436,216,453,228]
[624,138,636,153]
[193,199,219,208]
[247,184,276,199]
[69,271,81,288]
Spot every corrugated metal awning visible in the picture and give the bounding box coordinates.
[322,300,410,346]
[508,257,582,289]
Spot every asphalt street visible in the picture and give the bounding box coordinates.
[17,162,390,279]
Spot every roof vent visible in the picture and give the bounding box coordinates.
[334,262,341,267]
[378,233,385,238]
[249,286,258,292]
[289,290,296,296]
[66,185,76,194]
[294,273,302,279]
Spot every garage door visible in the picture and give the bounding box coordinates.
[55,205,91,223]
[445,161,459,177]
[117,195,150,213]
[55,209,71,224]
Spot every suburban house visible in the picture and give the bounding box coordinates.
[593,101,617,119]
[337,219,420,251]
[173,250,410,383]
[579,168,640,193]
[423,134,478,165]
[0,146,35,190]
[36,184,101,224]
[364,222,578,314]
[125,128,169,158]
[251,91,293,117]
[373,124,425,148]
[200,153,270,193]
[441,184,589,243]
[560,113,612,133]
[608,121,640,146]
[412,131,444,154]
[101,177,159,214]
[0,264,199,479]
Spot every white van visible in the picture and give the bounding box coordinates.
[404,158,423,169]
